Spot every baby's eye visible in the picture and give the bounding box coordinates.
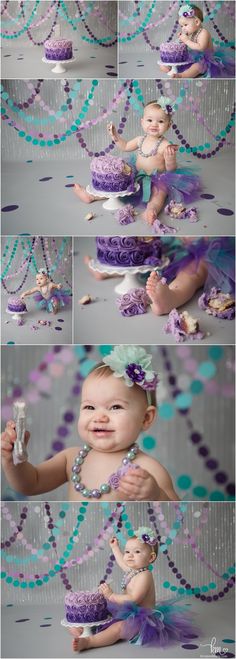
[110,404,123,410]
[135,550,141,554]
[124,550,130,554]
[82,405,95,410]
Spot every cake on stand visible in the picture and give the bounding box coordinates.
[157,58,191,76]
[86,182,140,211]
[42,56,77,75]
[6,308,27,324]
[89,255,170,294]
[61,617,112,638]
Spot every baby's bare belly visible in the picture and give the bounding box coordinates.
[136,154,165,174]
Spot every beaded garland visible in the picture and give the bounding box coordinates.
[71,443,139,498]
[121,566,149,591]
[138,135,164,158]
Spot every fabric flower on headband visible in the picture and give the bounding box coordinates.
[157,96,173,116]
[179,4,195,18]
[103,345,158,391]
[134,527,158,546]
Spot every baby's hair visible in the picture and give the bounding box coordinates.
[87,363,157,407]
[192,5,203,22]
[131,535,158,561]
[144,101,172,122]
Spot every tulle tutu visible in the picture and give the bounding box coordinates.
[33,288,71,312]
[185,47,235,78]
[129,159,202,206]
[102,598,199,647]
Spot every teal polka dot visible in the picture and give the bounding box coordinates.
[198,361,216,379]
[177,475,192,489]
[170,586,177,591]
[79,359,97,377]
[99,345,113,356]
[209,491,225,501]
[178,587,185,594]
[190,380,203,394]
[159,402,175,420]
[142,435,156,451]
[29,582,35,589]
[7,341,15,345]
[175,393,192,409]
[209,582,216,589]
[208,346,223,360]
[128,530,134,537]
[192,486,208,498]
[222,639,235,644]
[163,581,170,588]
[202,585,208,592]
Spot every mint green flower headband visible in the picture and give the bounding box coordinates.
[100,345,158,405]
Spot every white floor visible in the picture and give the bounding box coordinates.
[1,44,118,79]
[1,151,234,236]
[73,237,235,345]
[1,599,235,658]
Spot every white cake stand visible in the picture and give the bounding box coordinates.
[157,59,191,75]
[89,255,169,294]
[42,56,77,74]
[86,182,140,211]
[6,308,27,323]
[61,617,112,638]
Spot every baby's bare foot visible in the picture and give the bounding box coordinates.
[170,73,182,78]
[74,184,96,203]
[84,255,108,280]
[146,271,176,315]
[143,205,158,226]
[70,627,89,652]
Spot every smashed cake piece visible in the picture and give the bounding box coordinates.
[198,287,235,319]
[164,309,205,342]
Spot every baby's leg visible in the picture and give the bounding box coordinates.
[146,260,208,315]
[69,621,123,652]
[74,184,105,203]
[51,297,59,314]
[171,63,203,78]
[159,64,171,73]
[143,186,167,225]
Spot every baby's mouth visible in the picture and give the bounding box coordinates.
[90,428,114,435]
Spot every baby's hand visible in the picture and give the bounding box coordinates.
[118,466,159,500]
[107,122,118,141]
[57,283,62,290]
[98,583,113,599]
[164,144,178,157]
[179,33,189,44]
[20,293,25,299]
[1,421,30,466]
[109,536,119,548]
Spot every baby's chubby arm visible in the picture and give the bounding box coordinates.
[50,282,62,291]
[109,537,130,572]
[179,28,210,51]
[20,286,39,299]
[99,571,152,605]
[107,122,140,152]
[1,420,68,496]
[118,453,180,501]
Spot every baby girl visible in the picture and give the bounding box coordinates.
[75,97,201,226]
[160,3,234,79]
[20,268,70,314]
[1,345,179,502]
[69,527,198,652]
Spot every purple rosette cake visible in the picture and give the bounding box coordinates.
[96,237,163,268]
[65,591,109,624]
[44,39,73,61]
[116,288,150,317]
[160,41,188,63]
[90,156,133,192]
[7,297,27,313]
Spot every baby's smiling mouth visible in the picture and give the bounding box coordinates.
[90,428,115,434]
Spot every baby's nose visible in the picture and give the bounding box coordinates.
[95,410,110,422]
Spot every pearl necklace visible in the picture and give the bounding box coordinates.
[189,27,203,43]
[138,135,164,158]
[71,443,139,499]
[121,567,149,591]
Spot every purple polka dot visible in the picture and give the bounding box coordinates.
[17,57,24,60]
[119,61,127,64]
[215,654,235,658]
[105,65,115,68]
[2,205,19,212]
[106,72,117,77]
[52,440,65,451]
[217,208,234,216]
[40,624,52,627]
[200,193,215,199]
[65,184,74,187]
[182,644,199,650]
[15,619,30,623]
[183,634,199,639]
[4,54,11,57]
[55,326,62,331]
[57,318,64,322]
[39,177,53,182]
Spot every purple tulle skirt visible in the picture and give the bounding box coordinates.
[33,288,71,312]
[187,48,235,78]
[130,164,202,206]
[100,598,199,647]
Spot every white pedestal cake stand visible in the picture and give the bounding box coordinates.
[61,617,112,638]
[6,309,27,323]
[89,255,170,294]
[86,182,140,211]
[42,56,77,74]
[157,59,191,75]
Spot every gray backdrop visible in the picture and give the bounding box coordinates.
[1,501,235,605]
[1,344,234,501]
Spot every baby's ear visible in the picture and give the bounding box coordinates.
[143,405,156,429]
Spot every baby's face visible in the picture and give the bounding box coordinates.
[179,16,199,34]
[124,538,155,570]
[36,273,48,286]
[141,106,170,138]
[78,373,155,452]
